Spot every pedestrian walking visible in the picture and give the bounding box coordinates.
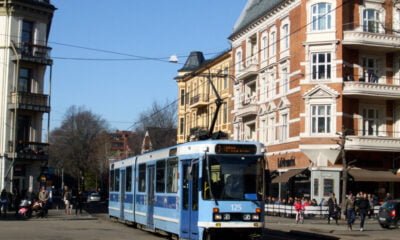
[75,190,84,215]
[0,189,9,217]
[327,192,338,224]
[345,194,356,231]
[356,193,370,232]
[38,186,49,217]
[294,198,304,224]
[63,186,72,215]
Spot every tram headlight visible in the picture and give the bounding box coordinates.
[251,214,260,221]
[214,213,223,221]
[223,213,231,221]
[243,214,251,221]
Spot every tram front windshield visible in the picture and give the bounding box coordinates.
[203,155,263,201]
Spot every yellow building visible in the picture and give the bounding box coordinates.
[175,50,234,143]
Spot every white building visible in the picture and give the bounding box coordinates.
[0,0,55,192]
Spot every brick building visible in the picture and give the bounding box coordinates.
[230,0,400,203]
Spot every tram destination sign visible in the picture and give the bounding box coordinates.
[215,144,257,154]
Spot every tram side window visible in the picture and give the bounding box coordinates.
[126,166,132,192]
[166,158,178,193]
[115,169,120,192]
[156,160,166,193]
[110,170,115,192]
[138,164,146,192]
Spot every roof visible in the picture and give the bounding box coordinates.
[272,168,308,183]
[231,0,284,38]
[348,169,400,182]
[141,127,177,153]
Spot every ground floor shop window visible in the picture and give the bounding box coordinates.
[323,179,334,196]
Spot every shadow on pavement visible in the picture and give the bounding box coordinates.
[84,201,108,214]
[264,228,340,240]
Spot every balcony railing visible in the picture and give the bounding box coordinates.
[343,81,400,100]
[344,130,400,152]
[236,55,258,80]
[342,22,400,51]
[8,141,49,161]
[190,94,209,108]
[13,42,53,65]
[9,92,50,112]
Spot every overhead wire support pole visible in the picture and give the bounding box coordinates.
[337,127,350,213]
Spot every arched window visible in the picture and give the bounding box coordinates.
[311,3,332,31]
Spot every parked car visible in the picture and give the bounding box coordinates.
[87,192,101,202]
[378,199,400,228]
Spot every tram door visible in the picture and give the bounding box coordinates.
[147,165,155,229]
[120,169,126,220]
[181,160,199,240]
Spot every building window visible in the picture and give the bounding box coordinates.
[363,9,380,33]
[179,117,184,135]
[156,160,166,193]
[180,89,185,106]
[311,3,332,31]
[314,178,319,196]
[311,105,331,134]
[279,113,288,141]
[18,68,31,93]
[267,116,275,143]
[222,103,228,124]
[223,67,229,89]
[311,53,331,80]
[236,51,242,72]
[323,179,334,197]
[22,20,34,43]
[270,31,276,56]
[281,67,288,94]
[362,57,379,83]
[17,115,31,142]
[362,108,380,136]
[268,72,275,98]
[261,35,268,60]
[281,24,289,50]
[167,158,178,193]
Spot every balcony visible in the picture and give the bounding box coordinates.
[9,92,50,112]
[343,81,400,100]
[11,42,53,65]
[236,94,258,117]
[190,94,209,108]
[236,55,258,80]
[8,141,49,161]
[346,135,400,152]
[342,23,400,52]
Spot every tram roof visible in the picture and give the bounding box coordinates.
[111,140,264,168]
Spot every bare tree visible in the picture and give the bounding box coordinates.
[49,106,109,191]
[128,99,177,154]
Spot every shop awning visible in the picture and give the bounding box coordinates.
[348,169,400,182]
[272,168,308,183]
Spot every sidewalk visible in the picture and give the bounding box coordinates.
[264,215,398,240]
[0,208,96,221]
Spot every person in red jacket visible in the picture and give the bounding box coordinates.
[294,198,304,224]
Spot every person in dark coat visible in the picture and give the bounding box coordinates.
[327,192,338,224]
[356,193,370,232]
[75,191,84,215]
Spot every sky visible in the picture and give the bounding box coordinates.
[49,0,247,131]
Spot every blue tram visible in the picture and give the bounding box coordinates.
[109,140,265,240]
